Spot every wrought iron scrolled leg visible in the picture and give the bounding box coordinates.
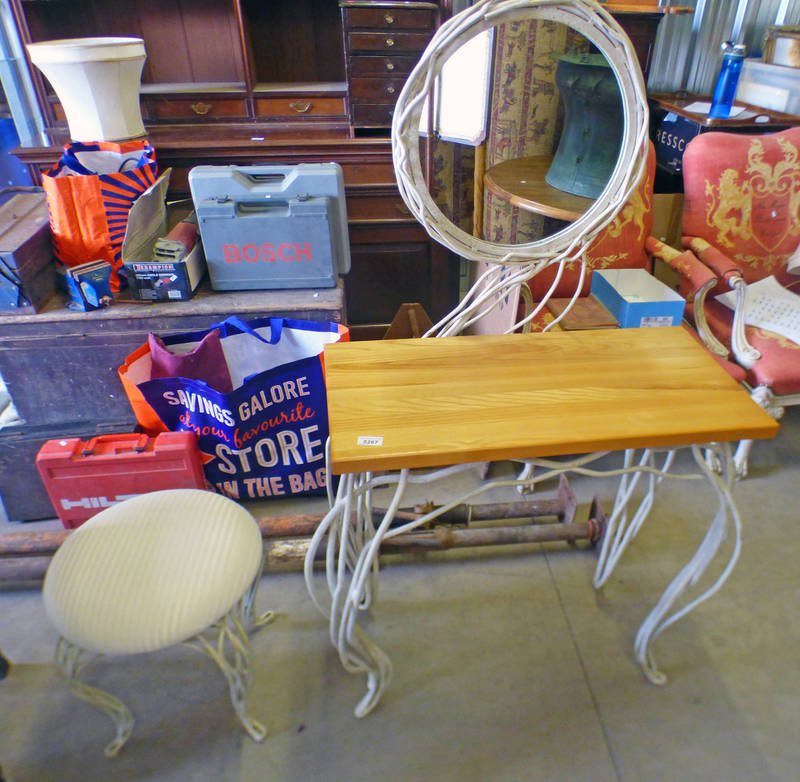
[594,448,670,587]
[633,443,740,685]
[55,638,133,758]
[184,603,266,742]
[241,550,274,629]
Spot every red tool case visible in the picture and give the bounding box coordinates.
[36,432,207,528]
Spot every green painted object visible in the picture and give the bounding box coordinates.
[545,53,623,200]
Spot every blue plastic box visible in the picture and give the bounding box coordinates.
[590,269,685,328]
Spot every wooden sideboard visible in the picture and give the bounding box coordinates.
[7,0,675,334]
[8,0,457,336]
[342,1,440,128]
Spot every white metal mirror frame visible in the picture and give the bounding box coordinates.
[392,0,650,269]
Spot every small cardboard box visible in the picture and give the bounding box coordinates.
[124,242,205,301]
[590,269,685,329]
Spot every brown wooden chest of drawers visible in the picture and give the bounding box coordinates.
[341,1,439,129]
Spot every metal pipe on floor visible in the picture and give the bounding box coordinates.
[261,508,605,566]
[0,477,604,579]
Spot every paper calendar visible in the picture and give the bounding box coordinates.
[716,275,800,344]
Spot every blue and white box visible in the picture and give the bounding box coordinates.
[590,269,685,328]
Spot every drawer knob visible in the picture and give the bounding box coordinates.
[384,13,395,24]
[386,61,395,71]
[190,101,212,115]
[289,101,312,114]
[386,37,395,47]
[386,85,396,95]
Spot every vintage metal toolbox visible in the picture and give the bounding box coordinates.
[35,432,207,528]
[0,190,56,312]
[188,163,350,290]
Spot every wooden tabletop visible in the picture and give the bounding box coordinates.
[323,327,778,474]
[483,156,593,222]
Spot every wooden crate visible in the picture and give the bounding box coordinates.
[0,282,345,518]
[0,282,345,429]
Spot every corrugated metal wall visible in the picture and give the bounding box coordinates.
[647,0,800,94]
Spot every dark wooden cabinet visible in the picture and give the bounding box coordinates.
[12,0,351,131]
[341,1,439,129]
[8,0,458,334]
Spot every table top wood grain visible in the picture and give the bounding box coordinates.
[323,327,779,474]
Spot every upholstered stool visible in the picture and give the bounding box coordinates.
[43,489,272,757]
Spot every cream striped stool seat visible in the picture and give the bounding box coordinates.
[43,489,272,757]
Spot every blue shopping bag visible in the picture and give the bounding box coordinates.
[120,316,348,501]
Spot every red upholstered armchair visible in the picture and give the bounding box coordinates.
[517,143,744,379]
[647,127,800,476]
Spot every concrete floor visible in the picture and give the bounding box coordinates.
[1,412,799,782]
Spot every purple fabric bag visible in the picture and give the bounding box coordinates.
[148,329,233,393]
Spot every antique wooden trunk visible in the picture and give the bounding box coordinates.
[0,191,55,312]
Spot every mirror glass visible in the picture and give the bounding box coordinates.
[392,0,648,266]
[419,21,623,247]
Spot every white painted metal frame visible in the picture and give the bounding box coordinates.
[304,444,742,715]
[303,0,750,719]
[54,562,273,757]
[392,0,649,338]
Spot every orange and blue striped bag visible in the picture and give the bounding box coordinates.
[42,140,158,292]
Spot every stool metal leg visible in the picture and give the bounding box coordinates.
[241,551,274,629]
[185,597,270,742]
[55,638,134,758]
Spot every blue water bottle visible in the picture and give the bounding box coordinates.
[709,42,746,119]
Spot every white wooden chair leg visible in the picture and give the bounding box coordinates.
[733,439,753,478]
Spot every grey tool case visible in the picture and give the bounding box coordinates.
[189,163,350,290]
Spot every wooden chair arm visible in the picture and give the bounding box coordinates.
[659,239,760,368]
[646,237,718,295]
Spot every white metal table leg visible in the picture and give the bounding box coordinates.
[594,448,676,588]
[306,445,744,715]
[633,443,739,685]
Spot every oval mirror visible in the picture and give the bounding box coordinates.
[392,0,649,268]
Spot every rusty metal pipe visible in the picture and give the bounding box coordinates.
[0,477,604,578]
[0,556,50,582]
[0,514,330,557]
[385,520,601,551]
[262,517,602,567]
[0,476,580,558]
